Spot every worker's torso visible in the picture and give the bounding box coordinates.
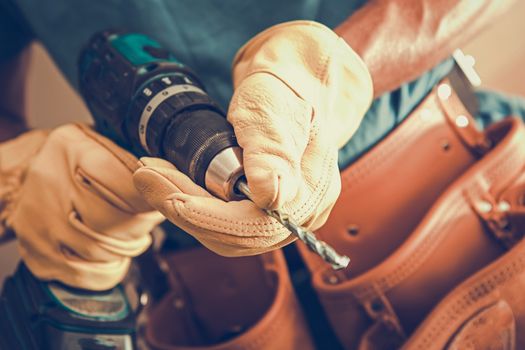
[4,0,367,106]
[0,0,453,166]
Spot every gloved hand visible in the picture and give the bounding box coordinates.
[0,123,164,290]
[134,21,373,257]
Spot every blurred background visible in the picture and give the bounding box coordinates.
[1,1,525,286]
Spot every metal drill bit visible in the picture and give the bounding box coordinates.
[236,180,350,270]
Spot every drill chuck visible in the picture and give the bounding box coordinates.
[205,146,245,201]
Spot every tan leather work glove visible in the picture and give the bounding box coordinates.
[134,21,373,256]
[0,124,164,290]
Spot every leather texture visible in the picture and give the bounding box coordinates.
[0,123,164,290]
[299,79,486,279]
[298,78,525,349]
[133,20,373,258]
[404,140,525,350]
[145,248,315,350]
[231,20,373,210]
[0,128,48,239]
[140,77,525,349]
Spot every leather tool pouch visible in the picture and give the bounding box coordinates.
[298,75,525,349]
[141,68,525,350]
[144,248,315,350]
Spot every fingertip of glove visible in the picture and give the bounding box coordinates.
[133,159,176,192]
[132,169,149,193]
[133,166,176,199]
[247,167,278,208]
[138,157,175,169]
[247,167,298,210]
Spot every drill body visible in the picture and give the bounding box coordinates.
[79,31,243,201]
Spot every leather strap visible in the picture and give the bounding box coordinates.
[473,166,525,249]
[436,78,491,156]
[359,283,406,339]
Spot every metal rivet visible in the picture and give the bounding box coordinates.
[159,261,170,273]
[437,84,452,100]
[455,115,469,128]
[346,224,360,236]
[327,275,339,285]
[477,201,493,213]
[139,293,149,306]
[498,201,511,212]
[173,298,185,309]
[441,140,451,151]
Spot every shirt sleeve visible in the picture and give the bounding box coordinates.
[0,0,33,63]
[475,90,525,128]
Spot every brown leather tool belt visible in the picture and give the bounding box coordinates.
[298,68,525,349]
[143,65,525,350]
[144,248,316,350]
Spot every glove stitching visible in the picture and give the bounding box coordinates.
[169,215,289,250]
[167,31,338,232]
[306,110,319,145]
[170,200,289,235]
[173,146,334,234]
[170,199,280,227]
[75,166,137,215]
[306,114,321,148]
[284,34,336,223]
[292,147,336,223]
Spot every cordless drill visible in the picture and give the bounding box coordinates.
[78,30,349,269]
[0,31,248,350]
[79,30,244,201]
[0,30,349,350]
[0,31,249,350]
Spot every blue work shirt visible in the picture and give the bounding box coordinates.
[1,0,524,169]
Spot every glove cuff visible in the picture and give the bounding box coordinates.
[0,129,48,238]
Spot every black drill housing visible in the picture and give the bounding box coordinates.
[78,30,238,187]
